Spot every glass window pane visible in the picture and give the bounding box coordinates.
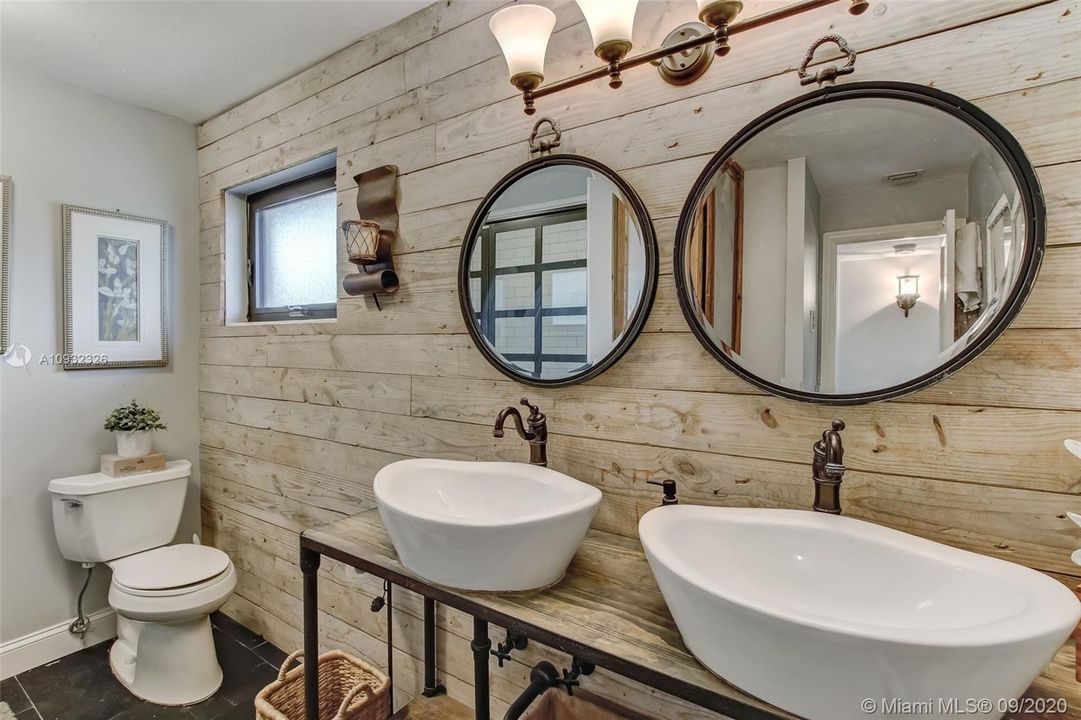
[540,361,586,379]
[495,272,535,311]
[542,315,587,354]
[542,219,588,262]
[469,237,482,272]
[469,277,481,313]
[494,228,534,268]
[512,360,536,374]
[494,317,534,355]
[256,189,337,309]
[543,268,587,308]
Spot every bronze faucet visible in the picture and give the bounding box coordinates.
[493,398,548,467]
[812,420,846,514]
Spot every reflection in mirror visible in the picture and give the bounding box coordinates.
[679,90,1041,401]
[461,159,656,385]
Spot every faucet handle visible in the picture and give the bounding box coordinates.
[520,397,542,419]
[824,419,846,477]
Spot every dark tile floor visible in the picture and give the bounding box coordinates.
[0,612,286,720]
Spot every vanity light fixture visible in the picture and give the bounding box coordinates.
[489,4,558,97]
[492,0,870,115]
[578,0,639,66]
[896,274,920,318]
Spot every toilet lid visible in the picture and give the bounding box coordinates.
[110,544,231,590]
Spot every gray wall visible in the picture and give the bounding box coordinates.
[0,67,199,644]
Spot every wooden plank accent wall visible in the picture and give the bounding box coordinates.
[198,1,1081,716]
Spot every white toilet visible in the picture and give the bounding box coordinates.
[48,459,237,706]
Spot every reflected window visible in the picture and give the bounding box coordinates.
[469,208,589,379]
[460,161,656,386]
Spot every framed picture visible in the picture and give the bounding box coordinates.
[1,176,10,354]
[62,205,168,369]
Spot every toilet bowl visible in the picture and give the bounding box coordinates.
[107,544,237,705]
[48,460,238,706]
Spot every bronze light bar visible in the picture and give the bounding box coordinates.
[504,0,869,115]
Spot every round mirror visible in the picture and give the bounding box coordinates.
[675,82,1045,404]
[459,155,658,386]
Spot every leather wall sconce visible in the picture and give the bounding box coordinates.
[342,164,400,310]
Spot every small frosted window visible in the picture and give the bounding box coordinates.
[254,190,338,311]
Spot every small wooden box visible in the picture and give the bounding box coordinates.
[100,452,166,477]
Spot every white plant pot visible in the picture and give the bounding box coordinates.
[116,430,153,458]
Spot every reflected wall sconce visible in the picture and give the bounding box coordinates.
[490,0,869,115]
[342,165,400,310]
[896,274,920,318]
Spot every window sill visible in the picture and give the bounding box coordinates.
[226,317,338,328]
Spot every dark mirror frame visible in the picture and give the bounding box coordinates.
[674,81,1046,405]
[458,154,659,387]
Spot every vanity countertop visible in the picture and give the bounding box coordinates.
[302,509,1078,720]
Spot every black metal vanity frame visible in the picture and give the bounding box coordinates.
[298,533,787,720]
[457,154,660,388]
[673,81,1047,405]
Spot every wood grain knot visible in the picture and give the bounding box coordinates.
[932,415,946,447]
[759,408,777,429]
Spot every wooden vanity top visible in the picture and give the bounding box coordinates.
[302,510,1078,720]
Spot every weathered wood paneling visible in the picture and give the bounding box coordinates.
[198,1,1081,717]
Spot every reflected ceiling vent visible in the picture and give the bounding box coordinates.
[885,169,924,184]
[893,242,918,255]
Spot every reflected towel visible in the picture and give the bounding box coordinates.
[955,221,982,312]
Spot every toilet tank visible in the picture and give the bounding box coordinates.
[48,459,191,563]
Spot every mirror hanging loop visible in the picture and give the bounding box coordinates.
[797,34,858,86]
[527,117,562,156]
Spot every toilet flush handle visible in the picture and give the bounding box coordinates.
[61,498,82,509]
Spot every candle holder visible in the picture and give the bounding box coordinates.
[341,165,400,310]
[342,219,382,263]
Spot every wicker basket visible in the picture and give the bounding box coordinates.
[255,650,390,720]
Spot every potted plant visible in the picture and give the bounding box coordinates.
[104,400,167,458]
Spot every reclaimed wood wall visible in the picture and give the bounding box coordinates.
[198,1,1081,716]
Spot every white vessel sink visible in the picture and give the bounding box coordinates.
[374,459,600,592]
[640,506,1080,720]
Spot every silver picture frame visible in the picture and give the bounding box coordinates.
[62,204,169,369]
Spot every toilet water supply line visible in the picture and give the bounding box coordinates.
[68,563,95,637]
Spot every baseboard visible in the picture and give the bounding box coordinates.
[0,608,116,679]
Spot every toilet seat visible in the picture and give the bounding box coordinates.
[109,544,230,595]
[109,562,237,624]
[108,544,237,622]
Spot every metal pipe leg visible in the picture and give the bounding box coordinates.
[471,617,491,720]
[386,583,394,716]
[422,598,446,697]
[300,547,321,720]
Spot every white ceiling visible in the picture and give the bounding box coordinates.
[0,0,430,124]
[734,98,991,193]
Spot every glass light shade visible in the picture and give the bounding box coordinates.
[576,0,639,59]
[897,274,920,297]
[342,219,381,262]
[896,274,920,317]
[489,4,557,86]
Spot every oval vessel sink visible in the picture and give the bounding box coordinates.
[640,506,1080,720]
[375,459,600,592]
